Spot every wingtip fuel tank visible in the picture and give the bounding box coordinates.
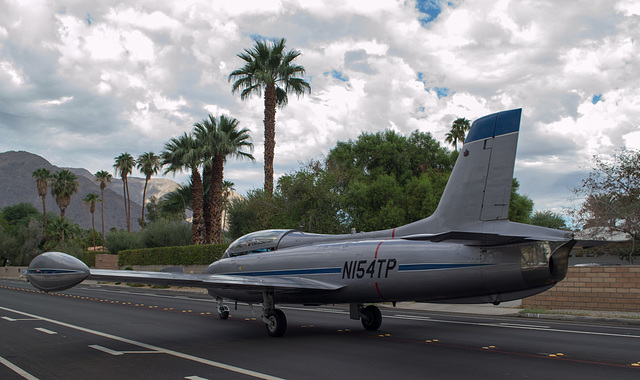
[27,251,90,292]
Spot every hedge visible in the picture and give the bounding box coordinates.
[118,243,230,266]
[81,251,97,267]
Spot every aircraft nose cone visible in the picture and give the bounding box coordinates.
[27,251,90,292]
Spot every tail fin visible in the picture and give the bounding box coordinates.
[397,109,521,235]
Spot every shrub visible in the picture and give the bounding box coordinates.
[140,221,192,248]
[105,230,143,254]
[119,243,229,266]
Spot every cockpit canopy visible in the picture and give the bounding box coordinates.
[223,229,295,258]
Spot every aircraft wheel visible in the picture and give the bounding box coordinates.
[361,305,382,331]
[265,309,287,337]
[218,305,230,320]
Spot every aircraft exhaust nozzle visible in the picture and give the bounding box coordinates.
[27,251,90,292]
[549,240,575,283]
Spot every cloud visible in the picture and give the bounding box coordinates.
[1,0,639,218]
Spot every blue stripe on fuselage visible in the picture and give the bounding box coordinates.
[398,263,491,271]
[222,267,342,277]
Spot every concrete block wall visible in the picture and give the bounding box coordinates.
[521,266,640,312]
[95,254,119,270]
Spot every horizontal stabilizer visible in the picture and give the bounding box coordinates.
[402,231,568,247]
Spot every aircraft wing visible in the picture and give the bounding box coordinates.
[89,269,344,292]
[26,251,344,293]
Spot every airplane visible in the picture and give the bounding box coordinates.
[27,108,592,337]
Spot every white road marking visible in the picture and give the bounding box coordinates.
[89,345,163,356]
[2,316,37,322]
[89,345,123,356]
[185,376,209,380]
[0,306,283,380]
[0,355,39,380]
[34,327,57,335]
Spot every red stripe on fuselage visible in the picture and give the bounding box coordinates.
[375,282,388,301]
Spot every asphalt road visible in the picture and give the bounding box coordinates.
[1,278,640,379]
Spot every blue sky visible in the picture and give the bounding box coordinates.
[1,0,640,219]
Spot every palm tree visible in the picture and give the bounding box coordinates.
[194,114,254,244]
[229,38,310,195]
[82,193,101,249]
[32,168,51,240]
[113,153,135,232]
[136,152,162,230]
[162,133,205,244]
[50,170,79,217]
[445,117,471,151]
[94,170,112,242]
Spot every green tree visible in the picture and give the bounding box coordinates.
[162,133,204,244]
[222,180,236,237]
[136,152,162,231]
[114,153,135,232]
[50,170,79,218]
[46,216,80,243]
[32,168,51,239]
[530,210,568,230]
[194,114,254,243]
[94,170,112,240]
[508,178,534,223]
[445,117,471,151]
[574,149,640,262]
[229,38,310,195]
[82,193,101,249]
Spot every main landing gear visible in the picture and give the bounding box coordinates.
[262,290,287,337]
[351,303,383,331]
[215,296,383,337]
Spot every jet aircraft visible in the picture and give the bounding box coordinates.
[28,109,589,337]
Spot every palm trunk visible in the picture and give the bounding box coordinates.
[203,165,213,244]
[263,83,277,195]
[122,177,128,230]
[100,187,105,242]
[141,177,149,230]
[191,169,204,245]
[42,195,48,241]
[91,211,96,249]
[210,157,224,244]
[125,177,131,232]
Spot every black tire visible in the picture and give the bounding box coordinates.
[361,305,382,331]
[265,309,287,337]
[218,305,230,320]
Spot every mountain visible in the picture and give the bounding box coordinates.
[0,151,180,231]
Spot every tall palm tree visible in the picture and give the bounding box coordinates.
[113,153,135,232]
[82,193,101,249]
[229,38,310,195]
[50,169,79,217]
[136,152,162,230]
[194,114,254,244]
[162,133,205,244]
[94,170,112,242]
[445,117,471,151]
[32,168,51,240]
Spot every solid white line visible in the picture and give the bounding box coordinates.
[0,306,283,380]
[0,355,39,380]
[185,376,209,380]
[34,327,57,335]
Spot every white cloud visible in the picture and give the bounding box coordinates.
[1,0,640,215]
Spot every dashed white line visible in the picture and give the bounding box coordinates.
[34,327,57,335]
[0,355,39,380]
